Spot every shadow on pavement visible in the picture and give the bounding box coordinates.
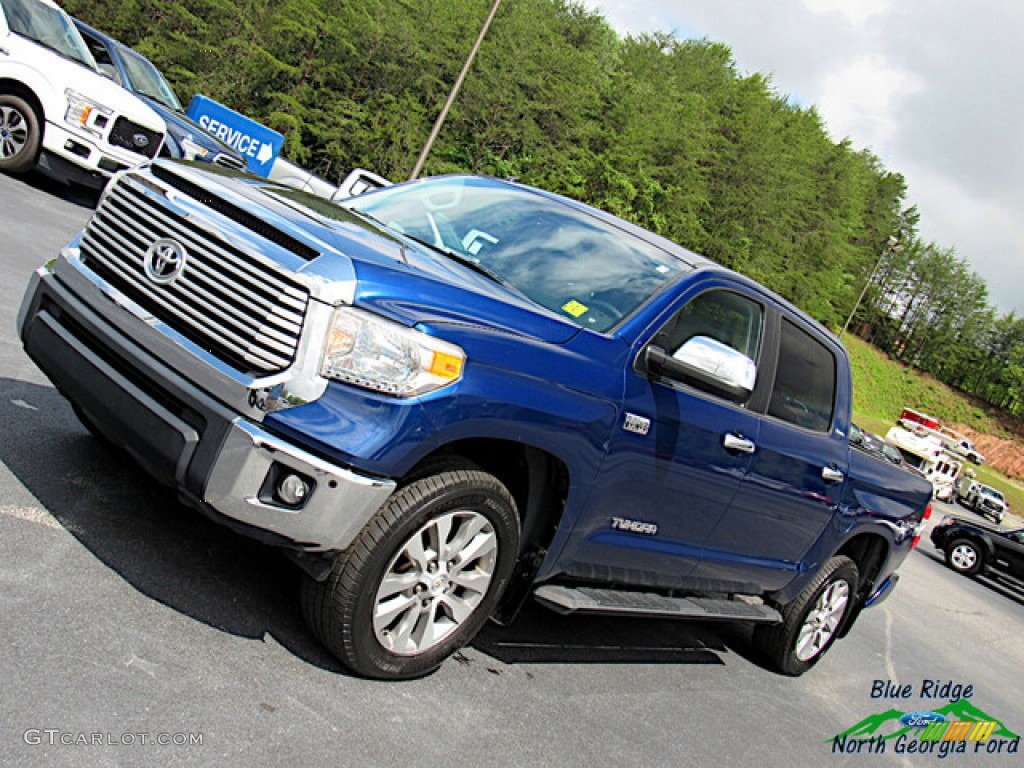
[0,377,345,674]
[14,169,103,209]
[473,600,730,666]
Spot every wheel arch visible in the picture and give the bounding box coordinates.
[836,532,890,599]
[402,438,571,622]
[0,78,46,126]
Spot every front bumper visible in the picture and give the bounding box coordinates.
[40,120,155,186]
[978,503,1005,520]
[18,264,395,553]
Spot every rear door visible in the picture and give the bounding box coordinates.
[994,531,1024,579]
[692,312,849,592]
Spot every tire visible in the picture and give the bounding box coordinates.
[946,538,983,576]
[301,467,520,679]
[754,555,859,676]
[0,94,41,174]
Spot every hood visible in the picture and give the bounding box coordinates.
[149,161,583,344]
[146,98,243,163]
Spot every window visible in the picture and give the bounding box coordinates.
[648,289,763,402]
[767,319,836,432]
[663,289,763,362]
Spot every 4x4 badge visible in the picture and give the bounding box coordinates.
[144,238,187,285]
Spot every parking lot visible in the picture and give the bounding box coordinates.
[1,170,1022,767]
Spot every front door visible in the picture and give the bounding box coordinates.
[553,284,767,590]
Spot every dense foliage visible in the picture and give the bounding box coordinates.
[64,0,1023,417]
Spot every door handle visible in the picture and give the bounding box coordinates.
[723,433,756,454]
[822,465,845,483]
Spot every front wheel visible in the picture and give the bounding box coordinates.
[754,555,859,676]
[301,467,519,679]
[946,538,982,575]
[0,95,41,173]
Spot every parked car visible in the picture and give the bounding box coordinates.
[960,482,1008,524]
[938,427,985,465]
[0,0,165,187]
[73,19,244,169]
[931,515,1024,580]
[850,423,911,469]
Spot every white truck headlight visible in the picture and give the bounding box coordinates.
[179,135,210,161]
[321,307,465,397]
[64,89,113,137]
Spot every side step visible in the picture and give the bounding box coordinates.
[534,585,782,624]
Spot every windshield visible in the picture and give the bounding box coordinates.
[344,176,688,332]
[2,0,95,67]
[981,487,1004,502]
[119,44,182,110]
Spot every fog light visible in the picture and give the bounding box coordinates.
[277,474,310,506]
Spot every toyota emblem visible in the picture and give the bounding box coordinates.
[144,238,187,285]
[133,133,151,148]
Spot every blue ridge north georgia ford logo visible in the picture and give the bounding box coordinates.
[143,238,187,285]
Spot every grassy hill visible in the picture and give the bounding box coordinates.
[845,335,1024,514]
[847,335,1008,436]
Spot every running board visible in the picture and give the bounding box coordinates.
[534,585,782,624]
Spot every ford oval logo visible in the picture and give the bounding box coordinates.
[144,238,187,285]
[899,711,946,728]
[133,133,151,148]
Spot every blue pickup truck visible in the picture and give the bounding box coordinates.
[18,162,933,679]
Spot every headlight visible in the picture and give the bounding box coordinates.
[321,307,465,397]
[179,135,210,161]
[64,89,113,137]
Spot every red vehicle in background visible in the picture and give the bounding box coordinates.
[899,408,939,431]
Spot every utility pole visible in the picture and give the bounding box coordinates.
[409,0,502,180]
[841,235,898,338]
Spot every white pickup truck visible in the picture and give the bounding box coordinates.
[0,0,165,187]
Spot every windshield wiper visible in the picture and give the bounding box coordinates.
[401,235,525,297]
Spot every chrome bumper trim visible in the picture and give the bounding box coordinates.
[204,420,396,553]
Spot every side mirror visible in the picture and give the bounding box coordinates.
[645,335,755,403]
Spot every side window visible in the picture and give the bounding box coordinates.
[651,288,764,402]
[664,289,763,362]
[767,319,836,432]
[79,33,120,82]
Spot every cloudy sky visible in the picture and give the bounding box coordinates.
[578,0,1024,315]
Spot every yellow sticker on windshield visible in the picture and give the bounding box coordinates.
[562,300,589,317]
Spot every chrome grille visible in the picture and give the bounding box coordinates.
[213,153,246,170]
[79,176,310,375]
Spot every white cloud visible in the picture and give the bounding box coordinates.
[907,164,1024,314]
[578,0,1024,315]
[800,0,894,27]
[816,54,925,148]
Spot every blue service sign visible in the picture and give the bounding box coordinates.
[186,95,284,177]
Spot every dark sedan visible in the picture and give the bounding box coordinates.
[931,515,1024,581]
[73,20,245,170]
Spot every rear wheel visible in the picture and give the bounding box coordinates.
[301,467,519,679]
[946,538,982,575]
[0,95,41,173]
[754,555,859,676]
